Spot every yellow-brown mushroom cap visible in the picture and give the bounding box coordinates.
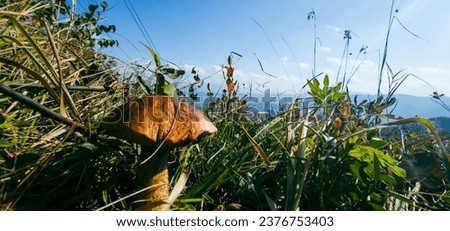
[102,96,217,147]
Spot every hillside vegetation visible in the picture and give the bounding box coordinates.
[0,1,449,210]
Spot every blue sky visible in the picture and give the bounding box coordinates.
[77,0,450,97]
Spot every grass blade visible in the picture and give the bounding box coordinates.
[384,117,450,171]
[142,43,161,68]
[2,16,81,120]
[0,57,60,101]
[161,167,191,211]
[241,126,271,167]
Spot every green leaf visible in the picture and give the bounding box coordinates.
[323,75,329,89]
[349,145,370,159]
[373,153,380,181]
[348,135,359,144]
[379,174,397,185]
[368,138,388,149]
[0,139,11,148]
[333,83,342,93]
[441,195,450,204]
[88,4,99,13]
[368,202,385,211]
[388,165,406,178]
[100,1,108,11]
[370,192,382,202]
[142,43,161,68]
[163,83,178,97]
[375,95,384,104]
[383,190,414,204]
[349,161,363,182]
[102,189,109,204]
[349,191,360,201]
[161,68,185,79]
[378,153,398,166]
[363,163,373,176]
[308,78,320,94]
[227,55,233,66]
[207,83,212,92]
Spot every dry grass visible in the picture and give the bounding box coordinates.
[1,1,449,211]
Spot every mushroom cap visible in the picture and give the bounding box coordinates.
[102,96,217,147]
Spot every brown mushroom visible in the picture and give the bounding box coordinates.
[102,95,217,210]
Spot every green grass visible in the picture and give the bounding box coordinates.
[0,0,449,211]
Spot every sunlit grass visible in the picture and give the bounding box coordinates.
[0,0,449,211]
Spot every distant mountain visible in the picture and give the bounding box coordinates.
[389,94,450,118]
[430,117,450,132]
[353,94,450,133]
[351,94,450,118]
[191,90,450,119]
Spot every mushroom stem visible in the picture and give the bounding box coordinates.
[134,146,170,211]
[102,96,218,210]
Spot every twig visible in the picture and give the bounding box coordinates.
[8,83,107,92]
[0,82,88,133]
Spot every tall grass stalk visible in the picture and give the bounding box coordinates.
[307,10,317,77]
[377,0,396,97]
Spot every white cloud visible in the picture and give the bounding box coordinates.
[399,0,431,20]
[322,69,336,78]
[326,57,341,66]
[232,69,244,78]
[362,60,375,66]
[191,62,450,98]
[326,25,342,34]
[298,62,310,70]
[402,66,450,95]
[183,64,206,75]
[280,56,289,65]
[320,46,331,52]
[413,66,450,75]
[212,65,222,72]
[347,75,380,94]
[344,64,450,97]
[326,56,375,66]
